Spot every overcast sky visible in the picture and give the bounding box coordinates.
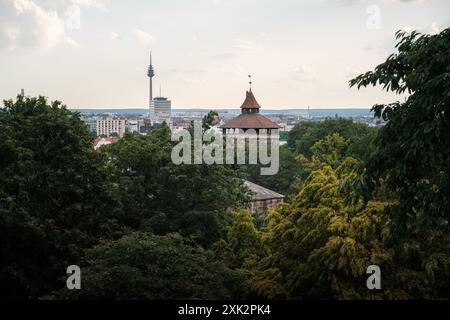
[0,0,449,109]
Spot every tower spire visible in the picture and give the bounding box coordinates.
[147,51,155,118]
[248,74,252,92]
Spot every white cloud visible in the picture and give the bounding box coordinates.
[110,31,120,41]
[290,66,316,82]
[329,0,432,5]
[0,0,65,51]
[38,0,109,12]
[64,35,80,47]
[401,22,441,34]
[430,22,440,34]
[233,38,263,51]
[383,0,431,3]
[70,0,109,11]
[341,67,362,80]
[133,28,156,46]
[231,38,264,57]
[0,0,109,51]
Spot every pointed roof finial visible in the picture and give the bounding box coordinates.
[248,74,252,92]
[241,89,261,109]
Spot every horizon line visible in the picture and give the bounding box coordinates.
[70,106,373,110]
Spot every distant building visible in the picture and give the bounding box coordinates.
[244,180,284,215]
[126,120,139,133]
[171,117,192,133]
[138,118,165,134]
[82,117,97,134]
[153,96,172,123]
[96,118,126,137]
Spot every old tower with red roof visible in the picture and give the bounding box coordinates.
[220,80,280,135]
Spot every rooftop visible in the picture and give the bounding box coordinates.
[220,113,280,129]
[241,90,261,109]
[244,180,285,201]
[154,97,169,101]
[93,136,119,150]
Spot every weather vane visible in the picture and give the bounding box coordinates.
[248,74,252,91]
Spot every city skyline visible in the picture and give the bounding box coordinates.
[0,0,449,109]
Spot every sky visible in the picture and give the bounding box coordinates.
[0,0,449,109]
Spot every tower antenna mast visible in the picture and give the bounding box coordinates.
[147,51,155,118]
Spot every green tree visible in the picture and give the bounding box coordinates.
[350,29,450,235]
[102,128,250,247]
[298,133,349,173]
[202,110,219,130]
[288,118,377,162]
[253,164,393,299]
[213,210,266,269]
[57,232,246,299]
[212,210,268,298]
[0,96,122,299]
[252,127,450,299]
[245,145,304,196]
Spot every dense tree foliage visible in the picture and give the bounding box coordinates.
[57,232,245,299]
[213,210,266,270]
[247,118,377,197]
[245,145,304,196]
[101,127,250,247]
[0,97,249,299]
[0,96,122,298]
[288,118,378,162]
[202,110,219,130]
[254,166,391,299]
[298,133,350,172]
[251,134,449,299]
[351,29,450,236]
[254,147,449,298]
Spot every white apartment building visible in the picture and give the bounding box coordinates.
[96,118,126,137]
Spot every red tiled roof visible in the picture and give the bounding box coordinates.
[93,137,119,144]
[241,90,261,109]
[93,137,120,150]
[220,113,280,129]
